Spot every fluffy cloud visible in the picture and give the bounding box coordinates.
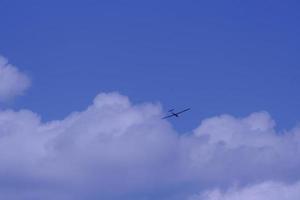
[0,55,31,101]
[190,181,300,200]
[0,92,300,199]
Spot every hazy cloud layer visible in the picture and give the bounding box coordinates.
[0,56,31,101]
[0,92,300,199]
[190,181,300,200]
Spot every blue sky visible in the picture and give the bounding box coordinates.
[1,1,300,199]
[1,0,300,131]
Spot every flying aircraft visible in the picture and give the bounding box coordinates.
[162,108,191,119]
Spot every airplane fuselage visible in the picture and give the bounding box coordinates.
[171,112,179,117]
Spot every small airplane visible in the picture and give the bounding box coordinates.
[162,108,191,119]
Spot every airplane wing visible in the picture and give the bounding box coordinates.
[162,114,175,119]
[175,108,191,115]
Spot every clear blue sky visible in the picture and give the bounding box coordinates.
[1,0,300,131]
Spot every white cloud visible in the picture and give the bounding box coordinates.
[0,55,31,101]
[193,112,277,148]
[190,181,300,200]
[0,92,300,199]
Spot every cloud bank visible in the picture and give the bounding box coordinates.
[0,92,300,199]
[0,55,31,101]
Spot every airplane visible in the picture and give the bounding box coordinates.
[162,108,191,119]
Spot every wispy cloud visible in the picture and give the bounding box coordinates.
[0,55,31,102]
[190,181,300,200]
